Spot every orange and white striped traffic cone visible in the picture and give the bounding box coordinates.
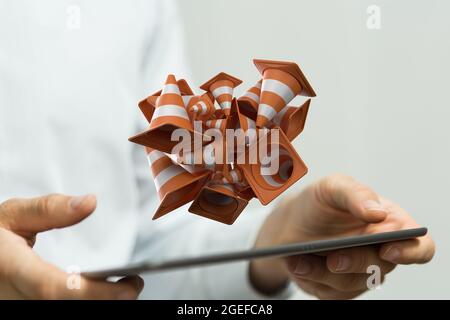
[200,72,242,116]
[129,74,196,154]
[188,182,248,225]
[271,99,310,141]
[149,74,193,131]
[188,94,215,120]
[253,59,316,128]
[146,147,210,220]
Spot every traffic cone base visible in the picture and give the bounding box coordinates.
[253,59,316,97]
[188,184,248,225]
[273,99,310,141]
[200,72,243,92]
[129,123,202,154]
[152,79,194,97]
[239,128,308,205]
[237,185,256,201]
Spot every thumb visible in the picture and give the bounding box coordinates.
[0,194,96,234]
[317,174,388,223]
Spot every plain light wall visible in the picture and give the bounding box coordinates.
[177,0,450,299]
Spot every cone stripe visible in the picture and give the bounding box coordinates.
[147,149,165,165]
[153,165,186,192]
[199,101,207,115]
[242,91,259,103]
[222,169,244,185]
[261,79,295,104]
[220,101,232,110]
[162,84,181,95]
[258,104,278,121]
[239,80,262,110]
[210,80,234,113]
[152,105,190,120]
[247,117,256,130]
[206,119,225,130]
[256,68,303,127]
[212,85,233,97]
[147,149,195,200]
[260,149,292,188]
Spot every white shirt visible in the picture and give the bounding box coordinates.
[0,0,294,299]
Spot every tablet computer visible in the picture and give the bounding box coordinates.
[83,227,427,279]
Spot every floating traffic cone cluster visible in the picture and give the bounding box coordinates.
[129,59,316,224]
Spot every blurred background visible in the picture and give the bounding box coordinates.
[177,0,449,299]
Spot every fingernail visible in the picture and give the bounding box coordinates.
[335,254,351,272]
[294,257,311,275]
[382,246,400,262]
[69,195,89,210]
[117,291,136,300]
[362,200,388,213]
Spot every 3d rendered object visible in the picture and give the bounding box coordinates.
[129,59,316,224]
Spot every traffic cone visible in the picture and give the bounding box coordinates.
[271,99,310,141]
[200,72,242,116]
[137,90,160,124]
[146,147,210,220]
[188,94,215,120]
[253,59,316,128]
[188,183,248,225]
[237,79,262,120]
[238,128,308,205]
[129,74,196,154]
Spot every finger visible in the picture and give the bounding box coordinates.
[10,250,143,299]
[317,174,388,223]
[379,236,435,265]
[326,247,396,274]
[286,254,381,292]
[0,194,96,234]
[75,276,144,300]
[295,278,365,300]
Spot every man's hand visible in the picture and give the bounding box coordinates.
[0,194,143,299]
[250,174,435,299]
